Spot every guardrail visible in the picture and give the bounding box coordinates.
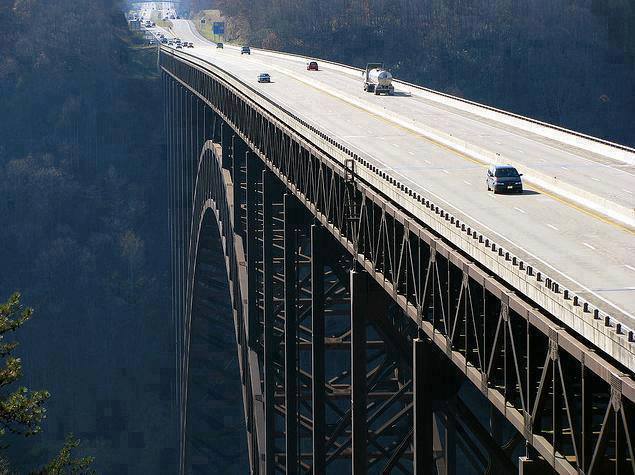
[161,46,635,371]
[232,39,635,165]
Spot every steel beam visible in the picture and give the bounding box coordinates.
[351,270,369,473]
[262,169,276,475]
[413,337,434,475]
[311,224,326,473]
[246,151,260,348]
[284,193,302,474]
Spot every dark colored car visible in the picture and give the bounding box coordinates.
[486,165,523,193]
[216,42,224,49]
[257,73,271,83]
[307,61,319,71]
[241,46,251,55]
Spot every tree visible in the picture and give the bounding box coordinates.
[0,293,94,473]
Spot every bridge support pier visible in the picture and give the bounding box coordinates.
[262,168,279,475]
[351,270,369,474]
[284,193,302,474]
[413,336,434,475]
[311,224,326,474]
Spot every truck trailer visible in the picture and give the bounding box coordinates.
[362,63,394,95]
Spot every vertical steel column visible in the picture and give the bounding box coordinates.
[445,401,457,475]
[351,270,368,474]
[220,122,232,169]
[262,169,276,475]
[311,224,326,473]
[414,337,434,475]
[284,193,302,475]
[246,151,260,347]
[231,135,243,236]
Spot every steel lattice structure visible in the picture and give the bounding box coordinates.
[162,49,635,474]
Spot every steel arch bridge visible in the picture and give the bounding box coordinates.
[162,48,635,474]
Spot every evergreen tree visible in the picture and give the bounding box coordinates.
[0,294,93,474]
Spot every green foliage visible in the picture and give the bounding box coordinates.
[33,435,95,475]
[0,294,49,439]
[0,295,93,472]
[0,0,173,470]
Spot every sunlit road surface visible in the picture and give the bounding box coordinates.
[156,20,635,336]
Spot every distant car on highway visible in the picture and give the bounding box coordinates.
[186,42,194,48]
[486,165,523,194]
[241,46,251,55]
[307,61,319,71]
[161,38,168,44]
[257,73,271,83]
[176,44,183,49]
[216,42,224,49]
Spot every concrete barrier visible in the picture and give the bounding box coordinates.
[257,60,635,228]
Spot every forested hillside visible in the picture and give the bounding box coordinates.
[0,1,176,472]
[212,0,635,146]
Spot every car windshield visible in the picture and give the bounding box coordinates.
[495,167,519,178]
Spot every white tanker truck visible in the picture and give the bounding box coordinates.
[362,63,395,95]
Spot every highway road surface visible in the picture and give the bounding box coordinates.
[157,21,635,337]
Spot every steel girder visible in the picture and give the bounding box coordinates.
[162,51,635,475]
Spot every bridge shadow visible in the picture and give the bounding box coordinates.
[185,209,248,474]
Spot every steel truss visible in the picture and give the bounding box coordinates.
[163,51,635,475]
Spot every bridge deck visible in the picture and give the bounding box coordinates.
[159,21,635,358]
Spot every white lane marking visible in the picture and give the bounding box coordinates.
[517,149,524,154]
[624,264,635,272]
[514,207,526,214]
[442,169,450,174]
[547,224,559,231]
[591,177,600,182]
[495,141,502,145]
[463,180,472,186]
[408,151,415,156]
[393,143,400,148]
[623,189,633,194]
[424,159,432,165]
[560,166,568,170]
[582,242,596,250]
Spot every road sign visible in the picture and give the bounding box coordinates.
[213,22,225,35]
